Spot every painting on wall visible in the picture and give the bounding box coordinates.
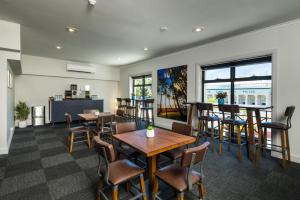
[157,65,187,121]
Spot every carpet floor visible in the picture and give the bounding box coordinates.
[0,124,300,200]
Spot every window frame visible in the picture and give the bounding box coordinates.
[132,74,152,99]
[201,56,272,104]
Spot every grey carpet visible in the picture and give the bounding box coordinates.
[0,124,300,200]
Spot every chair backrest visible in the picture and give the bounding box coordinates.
[65,113,72,128]
[115,122,136,134]
[116,109,125,117]
[125,98,132,105]
[94,136,116,184]
[285,106,295,129]
[96,114,114,130]
[218,104,240,119]
[172,122,193,136]
[197,103,213,117]
[181,142,210,191]
[144,99,154,107]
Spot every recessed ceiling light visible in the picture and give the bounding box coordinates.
[56,45,62,50]
[193,26,204,32]
[117,57,121,61]
[66,26,78,33]
[88,0,96,6]
[144,47,148,51]
[160,26,168,32]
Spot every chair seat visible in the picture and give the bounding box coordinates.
[222,118,246,125]
[108,159,144,185]
[155,164,201,192]
[140,107,154,110]
[260,122,288,130]
[163,147,185,160]
[199,115,219,121]
[69,126,87,133]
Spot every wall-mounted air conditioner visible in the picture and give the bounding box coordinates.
[66,64,96,74]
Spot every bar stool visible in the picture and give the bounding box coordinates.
[125,98,136,121]
[116,98,127,112]
[218,105,248,160]
[65,113,90,153]
[259,106,295,169]
[94,136,147,200]
[140,99,155,127]
[196,103,220,152]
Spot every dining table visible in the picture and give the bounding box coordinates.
[185,102,273,163]
[112,127,195,198]
[78,112,114,121]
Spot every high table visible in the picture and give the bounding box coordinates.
[185,102,272,162]
[113,128,195,198]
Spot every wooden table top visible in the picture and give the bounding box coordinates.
[112,128,195,157]
[78,112,114,121]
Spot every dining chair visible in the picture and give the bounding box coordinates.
[93,114,114,143]
[116,98,127,112]
[162,122,193,164]
[140,99,155,127]
[114,122,141,162]
[65,113,90,152]
[125,98,136,121]
[196,102,220,151]
[153,142,210,200]
[218,105,248,160]
[259,106,295,169]
[94,136,147,200]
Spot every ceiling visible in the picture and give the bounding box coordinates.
[1,0,300,66]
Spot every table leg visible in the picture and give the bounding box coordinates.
[247,109,256,164]
[147,155,157,199]
[187,104,195,125]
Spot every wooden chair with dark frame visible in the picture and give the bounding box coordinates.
[65,113,90,153]
[218,105,249,160]
[94,136,147,200]
[153,142,210,200]
[196,102,220,152]
[92,114,115,143]
[125,98,136,121]
[161,122,193,164]
[259,106,295,169]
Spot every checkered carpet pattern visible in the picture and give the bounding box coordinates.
[0,124,300,200]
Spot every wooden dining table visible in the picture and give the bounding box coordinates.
[112,127,195,198]
[78,112,114,121]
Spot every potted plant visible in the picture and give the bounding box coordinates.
[15,101,30,128]
[146,123,155,138]
[216,92,227,105]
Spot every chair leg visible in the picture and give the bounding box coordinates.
[152,177,159,200]
[237,125,242,161]
[196,119,202,144]
[211,121,215,152]
[198,182,205,199]
[285,130,291,162]
[263,127,267,156]
[219,124,224,154]
[86,131,91,149]
[281,131,287,169]
[112,185,118,200]
[69,132,74,153]
[126,181,131,192]
[139,174,147,200]
[96,176,104,200]
[228,125,231,153]
[244,125,249,158]
[177,192,184,200]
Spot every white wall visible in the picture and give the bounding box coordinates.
[15,55,120,125]
[119,19,300,163]
[0,20,20,154]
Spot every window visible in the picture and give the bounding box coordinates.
[132,75,152,99]
[202,56,272,106]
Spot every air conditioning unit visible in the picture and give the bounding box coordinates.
[66,64,96,74]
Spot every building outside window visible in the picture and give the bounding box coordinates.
[132,75,152,99]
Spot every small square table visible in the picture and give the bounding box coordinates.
[112,127,195,198]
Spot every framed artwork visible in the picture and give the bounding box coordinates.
[157,65,187,121]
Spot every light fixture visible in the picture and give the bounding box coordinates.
[56,45,62,50]
[160,26,168,32]
[88,0,96,6]
[144,47,148,51]
[66,26,78,33]
[193,26,204,32]
[117,57,121,61]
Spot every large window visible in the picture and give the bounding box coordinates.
[132,75,152,99]
[202,56,272,106]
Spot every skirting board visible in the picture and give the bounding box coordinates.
[271,151,300,164]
